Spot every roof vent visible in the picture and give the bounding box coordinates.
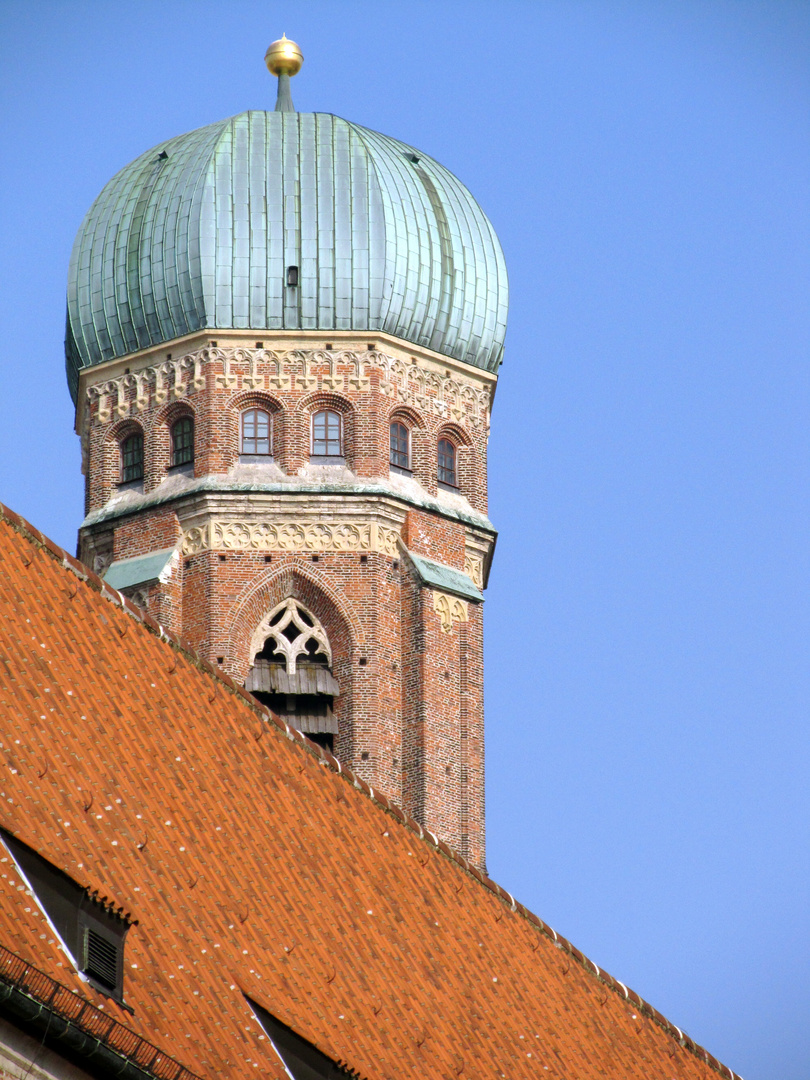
[0,829,132,1002]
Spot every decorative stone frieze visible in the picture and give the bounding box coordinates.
[432,591,469,633]
[181,519,400,558]
[375,353,490,432]
[85,346,489,431]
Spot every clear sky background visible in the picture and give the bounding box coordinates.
[1,3,808,1078]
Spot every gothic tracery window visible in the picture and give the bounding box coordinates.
[245,600,339,751]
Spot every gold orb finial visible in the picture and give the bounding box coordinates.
[265,33,303,77]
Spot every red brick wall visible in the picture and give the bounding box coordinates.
[78,342,492,869]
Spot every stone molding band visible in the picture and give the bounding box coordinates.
[85,346,491,432]
[182,519,400,558]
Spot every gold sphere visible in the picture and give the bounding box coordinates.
[265,34,303,77]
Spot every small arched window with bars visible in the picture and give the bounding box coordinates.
[241,408,273,457]
[312,409,343,458]
[437,438,457,488]
[120,432,144,484]
[389,421,410,470]
[170,416,194,467]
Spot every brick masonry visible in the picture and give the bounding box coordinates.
[77,331,497,868]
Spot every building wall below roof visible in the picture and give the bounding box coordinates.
[0,1016,95,1080]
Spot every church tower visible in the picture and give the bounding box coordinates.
[69,38,507,869]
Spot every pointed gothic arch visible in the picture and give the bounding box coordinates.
[227,566,361,758]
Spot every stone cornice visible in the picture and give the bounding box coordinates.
[80,476,497,538]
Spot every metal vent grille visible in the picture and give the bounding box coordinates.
[84,929,118,990]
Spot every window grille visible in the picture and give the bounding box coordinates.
[438,438,457,487]
[171,417,194,466]
[312,410,342,457]
[121,433,143,483]
[390,422,410,469]
[241,409,272,455]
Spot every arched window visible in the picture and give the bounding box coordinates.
[241,408,273,457]
[312,409,342,457]
[390,421,410,470]
[120,432,143,484]
[171,416,194,467]
[246,600,339,752]
[437,438,457,487]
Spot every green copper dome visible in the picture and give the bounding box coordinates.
[65,110,508,402]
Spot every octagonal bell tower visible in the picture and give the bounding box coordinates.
[69,39,508,870]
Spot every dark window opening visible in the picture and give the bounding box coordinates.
[246,995,356,1079]
[171,416,194,467]
[390,421,410,470]
[241,408,273,457]
[120,433,143,484]
[312,410,342,457]
[438,438,457,487]
[0,830,130,1002]
[286,265,299,287]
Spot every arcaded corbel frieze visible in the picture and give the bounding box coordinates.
[433,590,469,633]
[214,352,238,389]
[181,518,400,558]
[84,344,488,430]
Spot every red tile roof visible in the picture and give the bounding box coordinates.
[0,501,742,1080]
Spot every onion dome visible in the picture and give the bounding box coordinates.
[65,38,508,401]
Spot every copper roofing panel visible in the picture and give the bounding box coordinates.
[0,502,740,1080]
[407,550,484,601]
[66,111,508,400]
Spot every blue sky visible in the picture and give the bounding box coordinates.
[1,3,808,1078]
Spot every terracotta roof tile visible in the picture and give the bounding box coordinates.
[0,502,742,1080]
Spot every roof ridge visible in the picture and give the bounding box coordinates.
[0,500,744,1080]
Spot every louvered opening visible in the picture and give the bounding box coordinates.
[84,928,119,991]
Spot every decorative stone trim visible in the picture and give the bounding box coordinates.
[375,353,490,432]
[249,598,332,671]
[85,346,489,432]
[432,591,469,633]
[181,519,400,558]
[464,553,484,589]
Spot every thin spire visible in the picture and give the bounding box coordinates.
[264,34,304,112]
